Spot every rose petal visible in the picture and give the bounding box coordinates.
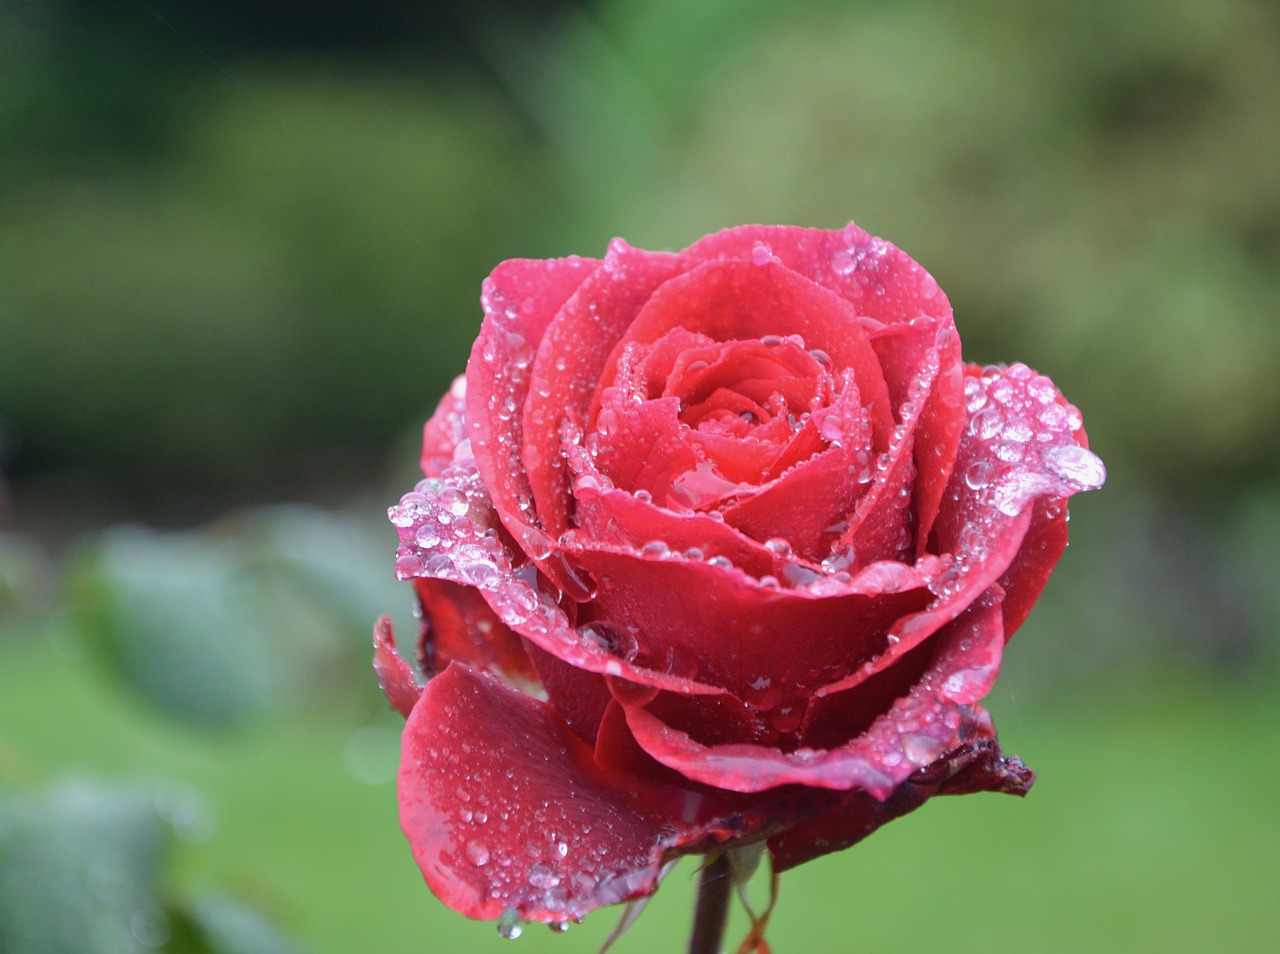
[373,616,423,718]
[422,375,469,478]
[391,454,726,697]
[719,380,872,560]
[615,591,1006,796]
[522,241,685,540]
[599,257,894,451]
[399,664,735,922]
[577,546,935,703]
[767,711,1033,871]
[413,577,538,687]
[682,223,953,330]
[835,318,951,564]
[466,255,600,560]
[814,362,1104,700]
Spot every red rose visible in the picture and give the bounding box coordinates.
[375,223,1104,928]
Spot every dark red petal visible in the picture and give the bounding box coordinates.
[413,577,538,687]
[767,709,1034,871]
[466,254,600,557]
[681,223,953,330]
[912,326,964,554]
[522,241,685,541]
[421,375,469,479]
[523,641,613,746]
[616,590,1007,797]
[398,665,734,923]
[390,455,726,697]
[373,616,423,718]
[577,545,935,704]
[599,257,894,451]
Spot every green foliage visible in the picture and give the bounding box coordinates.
[0,779,300,954]
[67,505,406,731]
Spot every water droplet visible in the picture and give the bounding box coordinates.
[1043,444,1106,489]
[750,241,774,265]
[466,841,491,867]
[549,921,571,933]
[579,621,638,660]
[902,733,945,765]
[964,460,993,491]
[497,910,523,940]
[764,537,793,558]
[640,540,670,559]
[967,406,1002,440]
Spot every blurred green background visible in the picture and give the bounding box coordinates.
[2,0,1277,951]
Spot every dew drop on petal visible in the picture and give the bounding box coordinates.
[1043,444,1107,490]
[964,460,993,491]
[640,540,671,559]
[497,910,523,940]
[465,841,491,867]
[764,538,793,558]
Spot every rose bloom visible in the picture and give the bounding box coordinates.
[376,223,1104,929]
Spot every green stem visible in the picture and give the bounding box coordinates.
[688,852,732,954]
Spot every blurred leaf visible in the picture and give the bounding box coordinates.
[184,896,303,954]
[0,780,184,954]
[0,779,305,954]
[70,527,284,730]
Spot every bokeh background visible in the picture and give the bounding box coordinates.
[2,0,1278,951]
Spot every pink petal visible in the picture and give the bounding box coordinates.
[373,616,423,718]
[398,664,733,923]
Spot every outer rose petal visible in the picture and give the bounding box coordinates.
[682,223,954,329]
[390,451,726,697]
[413,577,538,686]
[422,375,469,478]
[767,709,1034,871]
[466,254,599,560]
[374,617,424,718]
[814,362,1105,702]
[522,241,684,541]
[616,591,1008,797]
[399,664,736,923]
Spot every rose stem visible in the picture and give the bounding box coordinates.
[688,852,732,954]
